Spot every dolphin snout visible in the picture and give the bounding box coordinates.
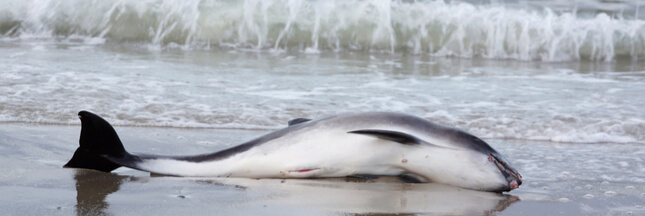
[490,154,522,191]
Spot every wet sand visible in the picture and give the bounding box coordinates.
[1,124,643,215]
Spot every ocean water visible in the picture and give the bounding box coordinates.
[1,0,645,144]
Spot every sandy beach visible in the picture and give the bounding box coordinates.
[1,124,643,215]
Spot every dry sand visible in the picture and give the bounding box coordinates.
[1,124,643,215]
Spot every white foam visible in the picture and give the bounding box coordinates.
[1,37,645,145]
[1,0,644,61]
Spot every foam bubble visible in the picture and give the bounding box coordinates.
[558,198,570,202]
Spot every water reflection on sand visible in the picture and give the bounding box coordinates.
[72,170,518,215]
[73,170,128,216]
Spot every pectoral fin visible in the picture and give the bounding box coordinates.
[348,129,423,145]
[348,129,447,149]
[398,173,427,183]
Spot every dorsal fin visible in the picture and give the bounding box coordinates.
[288,118,311,126]
[347,129,423,145]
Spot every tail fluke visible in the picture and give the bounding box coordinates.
[64,111,130,172]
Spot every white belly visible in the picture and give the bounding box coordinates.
[137,128,411,178]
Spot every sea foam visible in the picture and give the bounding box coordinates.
[1,0,644,61]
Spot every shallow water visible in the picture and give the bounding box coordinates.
[2,42,645,144]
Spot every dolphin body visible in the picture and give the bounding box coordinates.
[64,111,522,192]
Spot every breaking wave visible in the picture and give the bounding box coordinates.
[1,0,645,61]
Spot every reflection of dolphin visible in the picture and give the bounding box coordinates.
[64,111,522,192]
[73,170,128,216]
[70,171,519,215]
[204,177,520,215]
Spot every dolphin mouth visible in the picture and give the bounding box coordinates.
[490,154,523,191]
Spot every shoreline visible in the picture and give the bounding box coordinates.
[1,123,643,215]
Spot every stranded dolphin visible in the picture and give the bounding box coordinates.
[64,111,522,192]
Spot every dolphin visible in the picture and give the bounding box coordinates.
[64,111,522,192]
